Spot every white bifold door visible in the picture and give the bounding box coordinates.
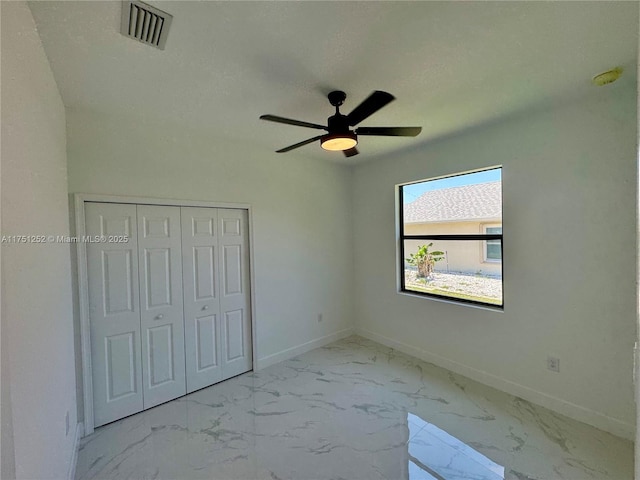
[136,205,186,409]
[86,203,144,426]
[86,202,252,427]
[181,208,252,393]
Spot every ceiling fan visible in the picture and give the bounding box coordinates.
[259,90,422,157]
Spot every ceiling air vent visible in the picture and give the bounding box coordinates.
[121,1,172,50]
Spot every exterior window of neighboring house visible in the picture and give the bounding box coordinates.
[483,225,502,262]
[399,167,503,308]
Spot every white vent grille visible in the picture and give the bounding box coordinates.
[121,1,172,50]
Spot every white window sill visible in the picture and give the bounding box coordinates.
[397,289,504,313]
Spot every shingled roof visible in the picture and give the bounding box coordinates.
[404,181,502,223]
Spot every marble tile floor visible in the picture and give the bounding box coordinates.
[76,336,633,480]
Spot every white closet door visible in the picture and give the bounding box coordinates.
[136,205,186,408]
[86,203,143,427]
[181,207,223,393]
[218,209,252,378]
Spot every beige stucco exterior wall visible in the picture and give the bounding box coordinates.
[404,220,502,276]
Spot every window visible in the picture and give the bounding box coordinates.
[483,225,502,262]
[399,167,503,308]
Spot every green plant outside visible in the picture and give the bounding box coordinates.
[405,243,445,278]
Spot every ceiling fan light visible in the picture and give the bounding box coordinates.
[321,133,358,151]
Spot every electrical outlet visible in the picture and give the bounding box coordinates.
[547,356,560,373]
[317,313,323,323]
[65,411,70,436]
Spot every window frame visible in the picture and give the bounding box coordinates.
[398,170,503,309]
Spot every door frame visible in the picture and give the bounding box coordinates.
[74,193,258,436]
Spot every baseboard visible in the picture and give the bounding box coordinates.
[67,422,83,480]
[256,328,354,370]
[355,327,634,441]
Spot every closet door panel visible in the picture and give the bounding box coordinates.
[86,202,143,427]
[218,209,252,379]
[181,207,223,393]
[87,201,252,425]
[137,205,186,408]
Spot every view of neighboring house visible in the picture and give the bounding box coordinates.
[403,181,502,276]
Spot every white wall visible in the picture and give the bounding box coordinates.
[635,6,640,474]
[353,83,637,439]
[1,2,77,478]
[66,108,354,412]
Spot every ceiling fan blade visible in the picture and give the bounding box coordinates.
[346,91,395,126]
[355,126,422,137]
[343,147,359,157]
[276,135,324,153]
[260,114,326,130]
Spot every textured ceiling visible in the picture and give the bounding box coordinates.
[29,1,638,164]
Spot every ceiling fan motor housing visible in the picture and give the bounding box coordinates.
[327,114,351,134]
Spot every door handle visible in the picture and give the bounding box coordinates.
[155,314,164,320]
[202,305,209,311]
